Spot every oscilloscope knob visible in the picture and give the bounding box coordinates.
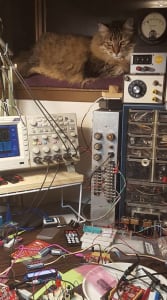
[33,156,43,164]
[62,145,68,151]
[70,132,76,137]
[42,134,48,140]
[52,145,60,152]
[32,135,38,141]
[32,146,40,154]
[30,120,37,126]
[42,146,50,153]
[52,133,58,139]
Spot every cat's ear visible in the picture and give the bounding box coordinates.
[123,18,134,32]
[97,23,110,36]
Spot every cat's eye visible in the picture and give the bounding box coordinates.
[120,41,126,46]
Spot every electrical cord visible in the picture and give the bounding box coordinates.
[0,47,79,157]
[24,163,61,217]
[80,97,102,154]
[10,60,78,156]
[84,165,126,223]
[18,163,51,228]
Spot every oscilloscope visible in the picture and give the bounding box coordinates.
[0,114,80,171]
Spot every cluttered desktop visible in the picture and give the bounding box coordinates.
[1,3,167,300]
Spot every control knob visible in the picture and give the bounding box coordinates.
[30,119,37,127]
[52,145,60,152]
[128,80,147,98]
[32,135,38,141]
[94,132,103,140]
[52,133,58,139]
[42,146,50,153]
[32,146,40,154]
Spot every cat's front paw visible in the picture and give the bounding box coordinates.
[81,77,96,88]
[111,63,130,76]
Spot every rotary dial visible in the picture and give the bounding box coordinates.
[128,80,147,98]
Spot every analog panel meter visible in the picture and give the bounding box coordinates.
[138,12,167,44]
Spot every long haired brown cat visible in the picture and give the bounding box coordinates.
[14,18,135,84]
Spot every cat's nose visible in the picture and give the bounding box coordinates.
[111,40,120,56]
[113,52,120,58]
[114,47,120,56]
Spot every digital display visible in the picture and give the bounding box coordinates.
[0,125,20,158]
[0,128,10,141]
[133,54,152,65]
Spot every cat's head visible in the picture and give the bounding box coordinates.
[92,18,135,60]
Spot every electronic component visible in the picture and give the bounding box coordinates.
[0,177,8,185]
[83,251,111,264]
[26,113,80,168]
[80,228,117,250]
[26,262,45,270]
[123,74,165,104]
[130,53,167,74]
[43,216,62,227]
[121,108,167,222]
[17,289,32,300]
[42,289,83,300]
[3,238,17,248]
[105,283,145,300]
[138,11,167,45]
[0,283,18,300]
[64,229,81,246]
[83,225,102,234]
[91,109,121,226]
[30,280,56,300]
[0,116,30,171]
[38,247,51,257]
[0,113,80,171]
[24,268,57,281]
[50,249,65,256]
[2,174,23,183]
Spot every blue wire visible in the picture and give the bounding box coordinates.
[154,291,161,300]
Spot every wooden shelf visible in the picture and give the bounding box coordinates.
[0,170,84,196]
[14,86,103,102]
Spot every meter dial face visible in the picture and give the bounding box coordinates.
[140,12,167,44]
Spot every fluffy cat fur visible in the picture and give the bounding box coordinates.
[14,18,135,84]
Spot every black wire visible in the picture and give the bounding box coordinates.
[29,162,60,211]
[19,163,62,228]
[18,163,50,227]
[114,255,140,298]
[11,62,78,155]
[0,69,9,115]
[1,50,78,156]
[36,99,78,154]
